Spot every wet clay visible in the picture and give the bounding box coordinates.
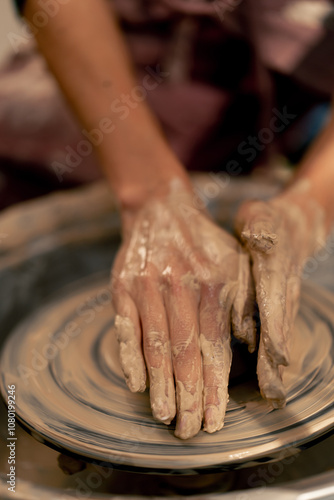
[114,315,146,393]
[111,179,256,438]
[236,180,327,408]
[1,275,333,469]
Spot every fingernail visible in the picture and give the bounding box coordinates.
[261,381,286,408]
[174,412,201,440]
[203,407,224,434]
[241,230,278,253]
[125,373,146,393]
[270,398,286,409]
[152,401,175,425]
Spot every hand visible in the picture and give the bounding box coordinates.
[235,188,326,408]
[111,180,256,439]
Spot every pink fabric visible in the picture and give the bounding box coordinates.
[0,0,333,198]
[112,0,334,92]
[0,47,100,185]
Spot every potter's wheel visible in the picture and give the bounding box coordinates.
[1,257,334,472]
[1,178,334,499]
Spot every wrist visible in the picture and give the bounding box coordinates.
[103,148,193,233]
[279,180,331,229]
[117,173,194,237]
[95,102,193,209]
[116,171,192,211]
[275,182,329,251]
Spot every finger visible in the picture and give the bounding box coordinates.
[257,336,286,409]
[252,252,290,367]
[112,290,146,393]
[259,277,300,404]
[236,201,288,364]
[253,254,290,408]
[236,201,278,253]
[199,284,232,434]
[283,274,301,340]
[163,271,202,440]
[135,272,176,425]
[231,249,257,352]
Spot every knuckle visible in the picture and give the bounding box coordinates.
[144,331,168,355]
[134,271,154,295]
[110,279,125,305]
[164,274,183,294]
[134,263,159,290]
[201,282,222,299]
[172,339,198,363]
[135,271,150,287]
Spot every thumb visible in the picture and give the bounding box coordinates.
[235,200,278,254]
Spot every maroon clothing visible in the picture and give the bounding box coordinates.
[1,0,334,207]
[111,0,334,170]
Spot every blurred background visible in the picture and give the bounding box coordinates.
[0,1,22,64]
[0,0,333,211]
[0,3,334,498]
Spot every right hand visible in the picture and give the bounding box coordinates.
[234,190,327,408]
[111,180,256,439]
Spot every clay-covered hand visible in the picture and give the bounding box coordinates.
[111,181,256,439]
[235,188,325,408]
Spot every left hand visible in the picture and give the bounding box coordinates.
[235,188,326,408]
[111,183,257,438]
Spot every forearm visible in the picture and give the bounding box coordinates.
[24,0,191,208]
[283,104,334,232]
